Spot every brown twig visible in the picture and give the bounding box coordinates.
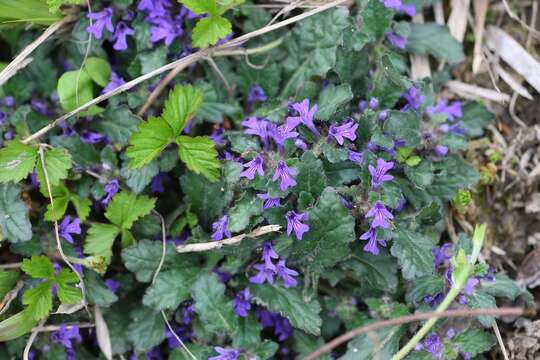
[304,307,527,360]
[176,225,281,253]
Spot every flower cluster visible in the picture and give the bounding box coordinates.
[249,242,299,288]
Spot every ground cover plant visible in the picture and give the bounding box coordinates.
[0,0,535,359]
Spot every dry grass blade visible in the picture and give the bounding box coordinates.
[94,306,113,360]
[472,0,489,73]
[495,64,533,100]
[23,318,47,360]
[447,0,471,42]
[492,320,510,360]
[409,13,431,80]
[445,80,511,103]
[485,26,540,94]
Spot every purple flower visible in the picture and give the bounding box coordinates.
[59,121,75,137]
[272,160,297,191]
[432,243,452,268]
[102,71,126,94]
[386,32,407,49]
[358,100,368,113]
[101,179,119,206]
[269,124,299,154]
[150,173,166,193]
[3,131,13,140]
[434,144,448,157]
[240,154,264,180]
[31,98,50,115]
[427,99,463,121]
[402,86,425,111]
[59,216,81,244]
[249,263,275,285]
[111,22,134,51]
[30,171,39,189]
[276,259,299,288]
[105,279,120,293]
[378,109,390,122]
[463,277,479,295]
[0,111,7,125]
[382,0,416,16]
[366,202,394,229]
[328,120,358,145]
[257,193,281,209]
[233,289,251,317]
[149,17,183,46]
[86,8,114,39]
[209,347,241,360]
[182,302,195,324]
[80,131,107,144]
[369,158,394,189]
[294,138,308,151]
[348,150,363,165]
[262,242,279,268]
[360,227,386,256]
[256,310,294,341]
[286,211,309,240]
[423,333,443,356]
[286,99,319,136]
[423,293,443,307]
[439,121,466,136]
[212,215,231,241]
[1,96,15,107]
[51,325,82,349]
[210,127,225,146]
[247,85,267,104]
[138,0,171,18]
[369,97,379,109]
[242,117,270,148]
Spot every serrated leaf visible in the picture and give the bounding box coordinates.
[454,328,496,356]
[316,84,353,121]
[250,284,322,336]
[162,84,204,136]
[228,193,263,232]
[177,135,220,181]
[105,192,156,229]
[289,187,356,271]
[95,106,141,146]
[0,183,32,243]
[390,229,436,280]
[340,323,407,360]
[126,116,174,169]
[383,111,421,148]
[179,0,220,16]
[85,271,118,308]
[192,273,238,334]
[361,0,394,40]
[342,251,399,293]
[127,307,166,352]
[21,256,54,279]
[120,160,159,194]
[36,147,72,188]
[406,23,464,63]
[294,151,327,198]
[84,57,112,87]
[405,275,444,304]
[180,172,226,229]
[481,274,521,300]
[70,194,91,222]
[55,269,82,304]
[143,268,198,311]
[23,281,53,320]
[83,223,121,264]
[428,156,480,201]
[192,16,232,49]
[44,184,70,221]
[468,290,497,327]
[121,240,178,282]
[0,271,19,300]
[0,141,37,183]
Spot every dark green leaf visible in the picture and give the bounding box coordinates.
[343,251,399,293]
[406,23,464,63]
[294,151,327,198]
[454,328,496,356]
[0,141,37,183]
[85,271,118,307]
[95,106,141,146]
[405,275,444,304]
[316,84,353,121]
[0,183,32,243]
[121,240,179,282]
[127,307,166,352]
[390,229,436,280]
[143,268,198,311]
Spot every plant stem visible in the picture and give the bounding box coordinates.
[391,224,487,360]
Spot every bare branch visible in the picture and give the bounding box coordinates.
[176,225,282,253]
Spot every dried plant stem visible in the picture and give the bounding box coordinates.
[0,17,72,86]
[492,320,510,360]
[176,225,282,253]
[0,262,22,269]
[38,147,88,312]
[33,322,95,333]
[304,307,526,360]
[21,0,346,145]
[23,318,47,360]
[206,56,233,98]
[501,0,540,37]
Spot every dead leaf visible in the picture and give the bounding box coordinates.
[94,306,112,360]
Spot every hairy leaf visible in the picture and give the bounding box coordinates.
[0,141,37,183]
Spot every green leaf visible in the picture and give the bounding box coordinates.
[316,84,354,121]
[383,111,421,148]
[121,240,178,282]
[85,271,118,307]
[21,256,54,279]
[0,183,32,243]
[23,281,53,320]
[289,187,356,271]
[295,151,327,198]
[162,84,204,136]
[36,147,72,188]
[454,329,496,356]
[361,0,394,40]
[143,268,198,311]
[405,275,444,304]
[0,0,61,25]
[177,135,221,181]
[180,172,226,229]
[83,223,121,263]
[179,0,221,16]
[342,251,399,293]
[250,284,322,336]
[120,160,159,194]
[0,271,19,300]
[57,70,101,114]
[406,23,464,63]
[232,314,263,349]
[70,194,91,222]
[105,192,156,229]
[404,160,433,189]
[95,106,141,146]
[55,268,82,304]
[468,290,497,327]
[43,184,70,221]
[192,273,238,335]
[84,57,112,87]
[126,116,174,169]
[45,0,81,13]
[228,193,263,232]
[0,309,38,342]
[127,307,166,352]
[0,141,37,183]
[390,229,436,280]
[428,156,480,201]
[341,323,407,360]
[481,274,521,300]
[192,16,232,49]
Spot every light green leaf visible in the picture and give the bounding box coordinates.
[0,183,32,243]
[105,192,156,229]
[162,84,204,136]
[250,284,322,336]
[23,281,53,320]
[468,290,497,327]
[179,0,220,16]
[45,0,81,13]
[316,84,353,121]
[390,229,436,280]
[127,307,166,352]
[177,135,221,181]
[126,116,174,169]
[84,57,112,87]
[454,328,496,356]
[70,194,91,222]
[83,223,121,263]
[406,23,465,63]
[192,273,238,335]
[55,268,82,304]
[21,256,54,279]
[481,274,522,300]
[192,16,232,49]
[0,271,19,300]
[57,69,101,114]
[44,184,70,221]
[36,147,72,188]
[143,268,198,311]
[0,309,38,342]
[0,141,37,183]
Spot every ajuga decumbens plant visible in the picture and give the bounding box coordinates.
[0,0,532,359]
